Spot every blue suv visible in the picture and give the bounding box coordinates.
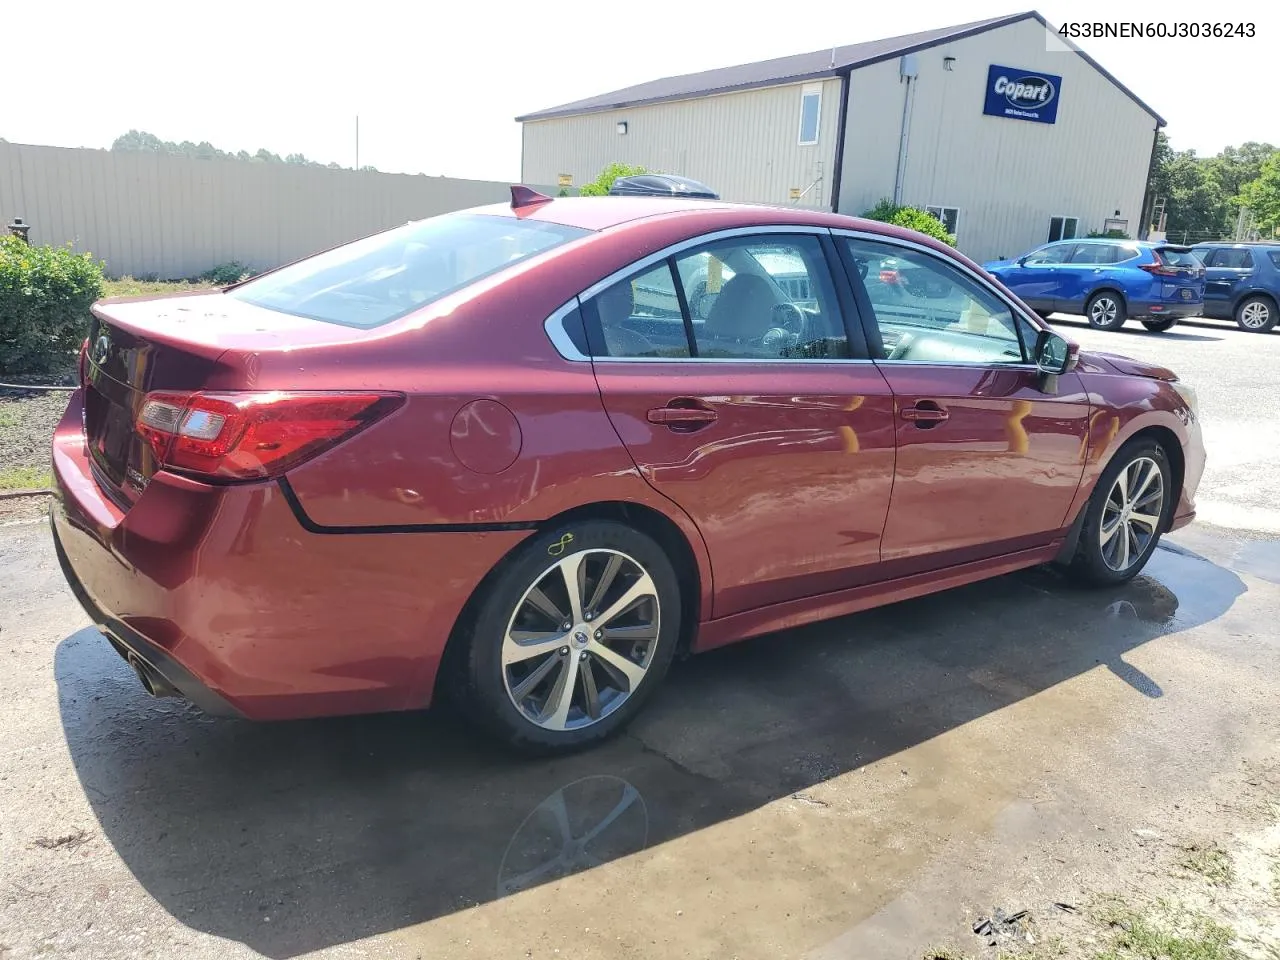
[982,239,1205,332]
[1188,242,1280,333]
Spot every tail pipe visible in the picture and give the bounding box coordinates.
[126,652,181,699]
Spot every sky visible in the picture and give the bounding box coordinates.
[5,0,1274,181]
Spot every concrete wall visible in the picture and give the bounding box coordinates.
[0,142,557,279]
[520,78,843,209]
[838,17,1158,262]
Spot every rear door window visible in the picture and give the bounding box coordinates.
[1211,248,1255,269]
[1025,244,1075,265]
[1191,248,1216,266]
[229,213,589,328]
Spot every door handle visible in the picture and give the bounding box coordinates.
[647,401,718,430]
[901,400,949,427]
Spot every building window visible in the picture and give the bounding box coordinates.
[1048,216,1079,242]
[798,84,822,145]
[925,205,959,237]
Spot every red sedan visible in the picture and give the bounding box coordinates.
[51,191,1204,751]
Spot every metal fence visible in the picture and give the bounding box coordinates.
[0,141,555,279]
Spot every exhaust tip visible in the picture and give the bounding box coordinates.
[126,652,180,699]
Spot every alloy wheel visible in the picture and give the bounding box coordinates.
[1090,296,1119,327]
[1099,456,1165,572]
[1240,300,1271,329]
[502,549,660,731]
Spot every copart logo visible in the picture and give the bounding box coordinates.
[994,74,1056,109]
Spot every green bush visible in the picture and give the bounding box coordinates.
[860,200,956,246]
[0,236,104,375]
[1087,228,1131,239]
[578,162,648,197]
[199,261,255,285]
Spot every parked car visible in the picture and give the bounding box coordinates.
[982,239,1205,332]
[1188,241,1280,333]
[52,193,1204,752]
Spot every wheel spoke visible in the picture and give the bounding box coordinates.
[594,574,657,629]
[1100,515,1123,546]
[585,554,624,615]
[503,630,565,665]
[580,658,601,720]
[1115,463,1130,503]
[509,652,563,700]
[600,622,659,645]
[1130,461,1157,503]
[1129,510,1161,532]
[1116,519,1131,569]
[524,586,566,626]
[557,552,588,625]
[588,641,646,689]
[542,653,581,729]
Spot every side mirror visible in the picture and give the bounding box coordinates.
[1016,256,1028,266]
[1034,329,1076,375]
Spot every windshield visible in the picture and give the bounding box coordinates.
[229,214,590,328]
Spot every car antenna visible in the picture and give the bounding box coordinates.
[510,185,554,209]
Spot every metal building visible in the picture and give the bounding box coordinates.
[517,11,1164,262]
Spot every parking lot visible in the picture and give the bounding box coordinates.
[2,313,1279,960]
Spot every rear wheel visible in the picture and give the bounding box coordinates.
[460,520,681,753]
[1141,318,1177,332]
[1064,439,1171,586]
[1235,295,1277,333]
[1086,291,1127,331]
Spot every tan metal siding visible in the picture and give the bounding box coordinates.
[521,79,842,208]
[0,142,558,279]
[838,18,1158,261]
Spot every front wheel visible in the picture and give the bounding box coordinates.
[1141,318,1177,332]
[459,520,681,753]
[1235,295,1277,333]
[1063,439,1171,586]
[1086,291,1127,331]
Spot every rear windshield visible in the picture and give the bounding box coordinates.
[1156,247,1200,267]
[229,214,590,328]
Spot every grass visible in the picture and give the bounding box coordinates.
[101,276,216,298]
[1094,904,1241,960]
[0,465,53,491]
[0,408,16,429]
[1178,843,1236,887]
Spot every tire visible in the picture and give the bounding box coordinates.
[1235,295,1277,333]
[1141,318,1177,332]
[458,519,681,753]
[1036,310,1055,320]
[1064,439,1172,587]
[1086,291,1127,331]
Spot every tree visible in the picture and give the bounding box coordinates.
[578,162,647,196]
[1206,141,1276,200]
[1160,150,1230,241]
[860,199,955,246]
[1240,153,1280,233]
[110,130,343,170]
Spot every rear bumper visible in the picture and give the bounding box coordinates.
[1130,300,1202,320]
[50,507,241,716]
[50,389,532,721]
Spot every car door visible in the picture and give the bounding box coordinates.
[1202,247,1254,318]
[1054,241,1107,311]
[994,242,1076,310]
[835,232,1092,573]
[584,230,897,619]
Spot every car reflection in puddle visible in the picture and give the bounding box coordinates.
[497,775,649,896]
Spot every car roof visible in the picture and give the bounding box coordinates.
[468,195,875,233]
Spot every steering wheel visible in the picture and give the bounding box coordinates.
[771,301,806,333]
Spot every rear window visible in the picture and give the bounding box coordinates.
[1269,251,1280,269]
[1213,248,1255,269]
[1156,248,1201,267]
[229,214,590,328]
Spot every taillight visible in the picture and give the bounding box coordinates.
[136,391,404,482]
[1140,251,1178,277]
